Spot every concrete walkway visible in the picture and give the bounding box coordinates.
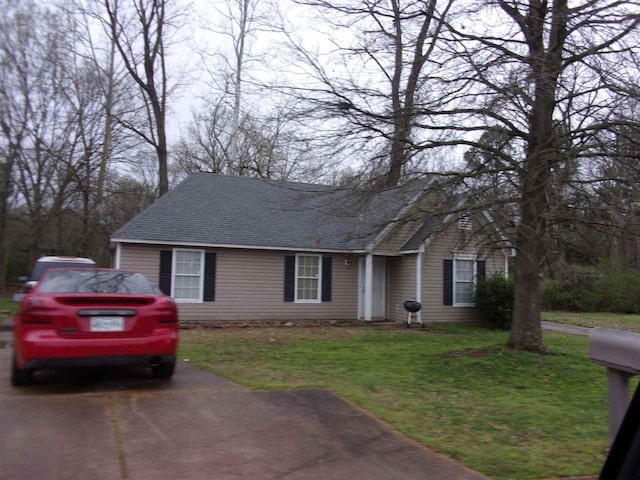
[542,321,593,336]
[0,315,13,331]
[0,331,487,480]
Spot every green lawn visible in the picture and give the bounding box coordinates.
[543,310,640,332]
[0,296,18,320]
[179,325,609,480]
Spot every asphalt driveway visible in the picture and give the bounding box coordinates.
[0,331,487,480]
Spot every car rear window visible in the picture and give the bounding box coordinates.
[31,261,96,281]
[38,270,159,294]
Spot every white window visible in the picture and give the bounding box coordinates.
[454,254,476,306]
[295,254,322,303]
[172,249,204,303]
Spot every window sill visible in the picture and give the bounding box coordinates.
[174,299,203,304]
[453,303,476,308]
[294,300,321,304]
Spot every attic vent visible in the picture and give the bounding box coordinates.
[458,213,472,230]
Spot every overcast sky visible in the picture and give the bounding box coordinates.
[165,0,328,142]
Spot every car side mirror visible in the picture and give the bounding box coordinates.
[12,293,26,303]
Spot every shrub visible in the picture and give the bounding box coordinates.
[591,258,640,313]
[475,273,514,330]
[541,258,640,313]
[541,278,573,311]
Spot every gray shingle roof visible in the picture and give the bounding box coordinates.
[112,173,428,252]
[399,192,465,251]
[400,216,445,251]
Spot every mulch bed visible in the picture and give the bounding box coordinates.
[179,319,399,330]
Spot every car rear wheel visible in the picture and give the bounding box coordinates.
[152,359,175,379]
[11,355,34,387]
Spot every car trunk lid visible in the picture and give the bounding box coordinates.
[52,295,163,338]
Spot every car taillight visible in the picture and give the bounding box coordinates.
[21,297,53,325]
[157,298,178,324]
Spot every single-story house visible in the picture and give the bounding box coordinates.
[111,173,511,323]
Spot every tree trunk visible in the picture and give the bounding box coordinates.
[93,35,116,258]
[386,134,406,188]
[156,126,168,195]
[0,158,13,292]
[384,0,405,189]
[229,0,248,174]
[104,0,169,196]
[508,188,545,350]
[383,0,438,189]
[504,0,568,351]
[144,57,168,196]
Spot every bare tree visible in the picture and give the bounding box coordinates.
[438,0,640,350]
[0,0,37,289]
[102,170,156,233]
[172,97,233,175]
[68,0,139,258]
[568,115,640,267]
[197,0,281,171]
[218,0,259,168]
[280,0,453,188]
[0,1,84,264]
[172,96,317,180]
[0,0,144,275]
[103,0,174,196]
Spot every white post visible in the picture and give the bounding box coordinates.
[416,251,423,324]
[504,253,509,278]
[114,243,121,269]
[364,253,373,321]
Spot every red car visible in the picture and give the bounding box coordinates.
[12,268,178,386]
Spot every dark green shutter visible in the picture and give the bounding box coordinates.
[284,256,295,302]
[443,259,453,306]
[159,250,172,295]
[203,252,216,302]
[476,260,486,281]
[321,256,332,302]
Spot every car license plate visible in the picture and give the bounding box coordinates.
[90,316,124,332]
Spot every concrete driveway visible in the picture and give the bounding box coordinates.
[0,331,487,480]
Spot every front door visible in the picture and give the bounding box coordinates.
[358,256,387,319]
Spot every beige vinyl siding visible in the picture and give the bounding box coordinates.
[119,244,358,322]
[387,255,417,323]
[420,221,507,323]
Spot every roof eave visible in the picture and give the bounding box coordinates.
[110,237,366,255]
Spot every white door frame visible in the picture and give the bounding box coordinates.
[358,254,386,320]
[358,257,366,319]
